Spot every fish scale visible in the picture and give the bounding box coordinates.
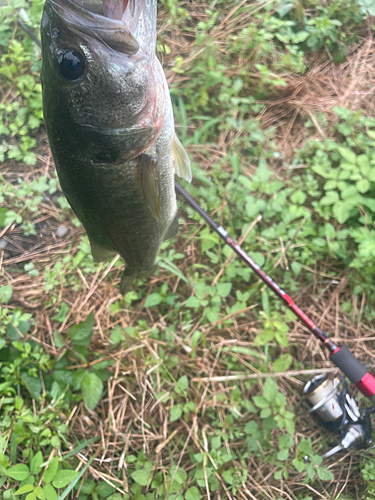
[41,0,192,293]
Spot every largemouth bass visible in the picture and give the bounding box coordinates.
[41,0,191,293]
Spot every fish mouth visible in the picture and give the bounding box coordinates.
[50,0,141,54]
[71,0,129,20]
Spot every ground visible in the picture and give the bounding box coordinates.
[1,1,375,499]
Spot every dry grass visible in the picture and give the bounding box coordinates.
[2,2,375,499]
[260,26,375,155]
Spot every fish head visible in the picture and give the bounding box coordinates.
[41,0,163,162]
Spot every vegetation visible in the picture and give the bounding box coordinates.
[1,0,375,498]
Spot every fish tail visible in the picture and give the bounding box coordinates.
[120,262,158,295]
[120,273,135,295]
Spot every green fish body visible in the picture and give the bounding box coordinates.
[41,0,191,292]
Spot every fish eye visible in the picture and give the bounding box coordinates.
[58,50,85,81]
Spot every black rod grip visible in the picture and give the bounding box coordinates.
[330,346,368,383]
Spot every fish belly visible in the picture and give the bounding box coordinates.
[51,96,176,287]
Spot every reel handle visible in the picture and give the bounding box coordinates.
[330,346,375,403]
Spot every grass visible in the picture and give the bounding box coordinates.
[1,0,375,499]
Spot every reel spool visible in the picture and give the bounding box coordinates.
[303,374,374,458]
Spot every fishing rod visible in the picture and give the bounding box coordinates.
[11,8,375,456]
[175,181,375,405]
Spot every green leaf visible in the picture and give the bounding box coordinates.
[256,159,271,182]
[357,154,370,175]
[251,252,265,267]
[170,405,183,422]
[4,490,17,500]
[96,481,116,497]
[244,421,258,434]
[277,448,289,461]
[291,262,301,275]
[323,179,337,190]
[43,457,59,484]
[52,303,70,323]
[21,373,42,400]
[253,396,269,409]
[263,377,278,402]
[338,146,356,164]
[0,285,12,304]
[324,223,335,240]
[217,283,232,297]
[131,469,151,486]
[333,201,352,224]
[144,293,162,308]
[57,456,94,500]
[186,296,200,308]
[320,191,339,206]
[358,239,375,259]
[34,487,45,500]
[292,459,305,473]
[261,289,270,317]
[158,259,190,284]
[68,313,94,346]
[260,407,272,418]
[176,375,188,393]
[7,318,31,340]
[290,190,306,204]
[341,186,359,199]
[109,325,125,344]
[51,436,61,448]
[0,207,9,227]
[51,470,78,489]
[317,467,334,481]
[43,485,57,500]
[185,486,202,500]
[15,484,34,496]
[273,354,292,372]
[30,451,43,475]
[312,165,334,179]
[81,372,103,410]
[222,470,233,484]
[191,330,202,349]
[356,178,370,193]
[6,464,30,481]
[170,466,187,485]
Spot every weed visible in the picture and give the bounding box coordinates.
[1,0,375,498]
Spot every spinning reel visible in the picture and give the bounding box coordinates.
[303,374,375,458]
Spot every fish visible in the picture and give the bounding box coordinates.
[40,0,192,293]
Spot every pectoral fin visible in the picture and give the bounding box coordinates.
[172,134,192,182]
[141,152,160,221]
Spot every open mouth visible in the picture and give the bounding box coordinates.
[73,0,129,19]
[53,0,139,54]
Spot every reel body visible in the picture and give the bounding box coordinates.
[303,374,373,458]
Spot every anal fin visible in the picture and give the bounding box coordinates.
[163,212,179,241]
[172,134,192,183]
[141,152,160,221]
[89,238,116,262]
